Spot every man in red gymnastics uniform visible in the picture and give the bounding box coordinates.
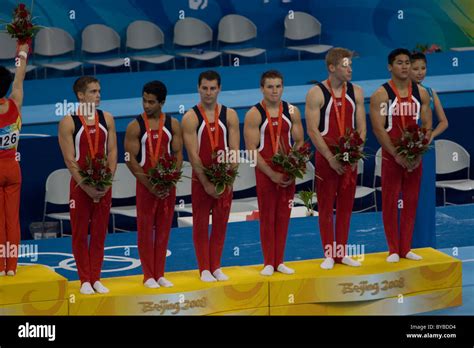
[370,48,432,263]
[125,81,183,288]
[182,71,240,282]
[58,76,118,294]
[0,43,29,277]
[305,48,367,270]
[244,70,304,276]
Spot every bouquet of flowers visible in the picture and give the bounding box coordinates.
[272,142,312,179]
[395,124,430,163]
[415,43,442,54]
[203,152,238,195]
[4,3,40,50]
[78,154,113,202]
[147,153,182,195]
[331,128,366,166]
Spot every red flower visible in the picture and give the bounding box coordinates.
[422,138,429,145]
[407,124,418,133]
[18,4,26,11]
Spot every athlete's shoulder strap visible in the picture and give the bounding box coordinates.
[165,113,173,136]
[346,82,355,100]
[382,82,396,100]
[412,81,421,102]
[96,109,108,130]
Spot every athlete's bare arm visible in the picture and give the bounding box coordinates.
[104,112,117,176]
[243,107,290,187]
[9,43,29,110]
[305,85,345,175]
[58,115,106,200]
[410,86,434,170]
[181,109,220,199]
[289,104,304,149]
[226,108,240,170]
[353,84,367,142]
[430,90,448,142]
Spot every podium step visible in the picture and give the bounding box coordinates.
[0,265,68,316]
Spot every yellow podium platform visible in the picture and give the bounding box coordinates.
[0,265,68,315]
[68,266,269,315]
[68,247,462,316]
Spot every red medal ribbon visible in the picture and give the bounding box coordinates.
[78,111,100,159]
[389,79,412,129]
[197,103,220,151]
[261,100,283,154]
[142,112,165,168]
[327,79,346,137]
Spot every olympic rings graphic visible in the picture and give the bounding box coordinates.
[18,246,172,273]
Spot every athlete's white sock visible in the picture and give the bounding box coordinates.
[405,251,423,261]
[386,253,400,263]
[212,269,229,281]
[320,258,335,270]
[341,256,362,267]
[200,270,217,282]
[144,278,160,288]
[80,282,95,295]
[0,271,5,276]
[157,277,174,287]
[93,281,109,294]
[277,263,295,274]
[6,270,15,276]
[260,265,274,276]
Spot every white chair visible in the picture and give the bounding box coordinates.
[284,11,333,60]
[34,27,83,77]
[110,163,137,232]
[435,140,474,205]
[42,169,71,237]
[173,18,222,69]
[372,147,383,211]
[354,159,376,212]
[126,20,175,71]
[82,24,131,74]
[217,14,267,65]
[0,32,37,76]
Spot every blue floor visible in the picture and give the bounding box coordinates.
[18,204,474,315]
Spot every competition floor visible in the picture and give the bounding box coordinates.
[17,204,474,315]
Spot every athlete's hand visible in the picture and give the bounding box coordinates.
[328,157,346,175]
[394,154,409,169]
[151,187,170,200]
[204,183,221,199]
[81,184,106,201]
[270,171,293,188]
[351,162,357,172]
[408,156,422,171]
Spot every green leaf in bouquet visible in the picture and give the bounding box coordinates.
[215,182,225,195]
